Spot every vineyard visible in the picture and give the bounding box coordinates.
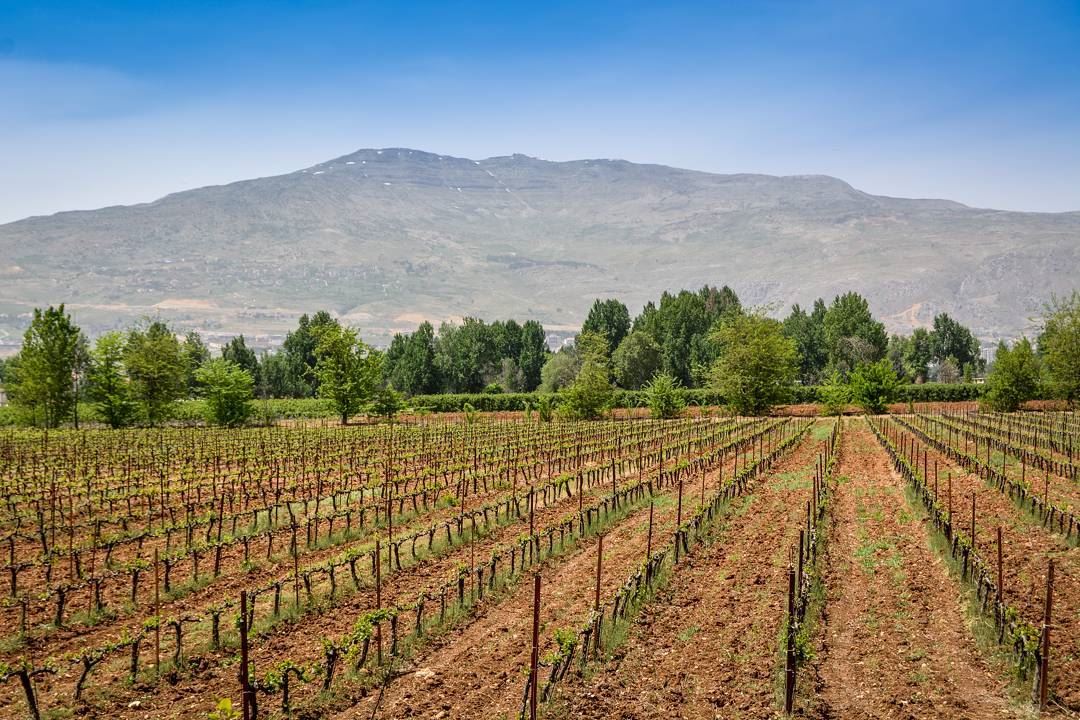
[0,411,1076,719]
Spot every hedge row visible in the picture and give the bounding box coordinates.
[407,383,983,413]
[0,398,340,427]
[0,383,984,427]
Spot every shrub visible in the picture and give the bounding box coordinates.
[195,359,255,427]
[644,372,686,419]
[818,370,850,416]
[849,360,900,414]
[982,338,1040,412]
[710,313,798,416]
[560,333,613,420]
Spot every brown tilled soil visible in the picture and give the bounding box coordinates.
[333,427,816,720]
[885,418,1079,714]
[540,423,830,720]
[802,421,1024,720]
[49,424,766,719]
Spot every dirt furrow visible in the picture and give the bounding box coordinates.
[55,425,760,718]
[534,423,829,719]
[886,418,1080,713]
[805,421,1023,719]
[333,429,795,720]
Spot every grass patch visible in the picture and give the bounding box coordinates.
[677,624,700,643]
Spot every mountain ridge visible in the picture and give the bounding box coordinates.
[1,147,1077,352]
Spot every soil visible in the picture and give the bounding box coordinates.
[803,420,1023,719]
[332,425,812,720]
[539,422,830,720]
[883,417,1080,714]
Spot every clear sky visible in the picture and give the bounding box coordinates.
[2,0,1079,223]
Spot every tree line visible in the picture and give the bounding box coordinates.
[1,288,1077,426]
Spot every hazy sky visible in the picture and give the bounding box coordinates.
[2,0,1079,223]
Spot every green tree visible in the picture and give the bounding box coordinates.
[611,330,662,389]
[818,369,850,416]
[222,335,260,383]
[258,350,304,398]
[88,331,138,428]
[539,345,580,393]
[561,332,613,420]
[1039,292,1080,405]
[657,291,710,387]
[283,311,339,397]
[644,372,685,419]
[902,328,934,382]
[518,320,548,392]
[823,292,887,375]
[387,321,439,395]
[983,338,1040,412]
[370,383,405,422]
[490,319,524,361]
[8,305,85,427]
[124,321,187,425]
[581,298,631,354]
[709,312,798,416]
[195,359,255,427]
[886,334,910,380]
[180,331,211,396]
[849,360,900,414]
[784,302,827,385]
[312,323,380,424]
[434,318,498,393]
[929,313,981,375]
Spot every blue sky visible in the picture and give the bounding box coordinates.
[1,0,1078,222]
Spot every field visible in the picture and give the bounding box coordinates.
[0,411,1076,719]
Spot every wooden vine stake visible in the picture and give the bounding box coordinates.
[1036,558,1055,710]
[154,548,161,680]
[970,494,976,551]
[595,534,603,615]
[784,562,796,714]
[375,539,383,664]
[529,573,541,720]
[239,590,253,720]
[646,500,654,563]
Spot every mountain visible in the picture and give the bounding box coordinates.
[1,147,1077,352]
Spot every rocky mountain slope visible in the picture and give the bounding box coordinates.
[1,147,1077,350]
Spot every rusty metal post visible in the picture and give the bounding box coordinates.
[997,526,1003,606]
[700,463,706,508]
[676,477,683,528]
[797,529,804,594]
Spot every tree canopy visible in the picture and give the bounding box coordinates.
[983,338,1040,412]
[1039,292,1080,404]
[7,305,86,427]
[124,321,187,425]
[312,322,381,424]
[581,298,630,354]
[196,358,255,427]
[710,312,798,416]
[560,332,614,419]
